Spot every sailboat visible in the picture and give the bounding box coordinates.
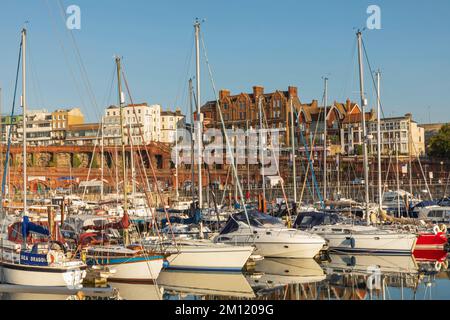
[82,56,165,283]
[292,31,418,255]
[144,20,255,273]
[0,29,87,287]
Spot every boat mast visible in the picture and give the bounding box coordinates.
[21,28,27,216]
[194,19,203,209]
[101,117,104,200]
[175,113,179,200]
[323,77,328,201]
[115,57,128,217]
[356,31,370,224]
[290,98,297,204]
[258,96,266,208]
[376,70,382,209]
[129,122,136,197]
[189,79,195,206]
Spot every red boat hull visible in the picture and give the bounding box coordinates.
[415,232,448,250]
[413,249,448,262]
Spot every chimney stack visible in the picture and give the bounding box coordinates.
[253,86,264,98]
[219,89,230,100]
[346,98,351,111]
[288,86,298,98]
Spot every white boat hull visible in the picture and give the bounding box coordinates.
[158,270,255,298]
[252,242,324,259]
[105,259,164,283]
[165,244,254,272]
[1,262,87,287]
[319,233,417,255]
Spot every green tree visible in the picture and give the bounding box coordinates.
[72,154,82,168]
[428,124,450,158]
[354,144,363,156]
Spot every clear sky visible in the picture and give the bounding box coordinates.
[0,0,449,124]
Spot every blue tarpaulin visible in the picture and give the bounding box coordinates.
[21,216,50,241]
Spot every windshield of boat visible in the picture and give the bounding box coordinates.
[233,211,285,228]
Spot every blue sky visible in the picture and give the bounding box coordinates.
[0,0,449,123]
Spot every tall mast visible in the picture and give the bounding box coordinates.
[101,117,104,200]
[129,122,136,197]
[258,97,266,206]
[356,31,371,224]
[115,57,128,215]
[189,79,195,206]
[290,98,297,204]
[194,19,203,209]
[21,28,27,215]
[323,77,328,201]
[175,112,179,200]
[376,70,382,209]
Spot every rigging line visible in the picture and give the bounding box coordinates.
[296,107,324,208]
[200,30,252,228]
[293,110,314,200]
[299,93,325,204]
[120,65,178,246]
[25,36,44,109]
[360,37,397,201]
[172,32,195,114]
[28,34,47,109]
[56,0,102,122]
[43,0,88,114]
[362,37,431,199]
[340,33,358,102]
[1,37,22,215]
[259,98,292,220]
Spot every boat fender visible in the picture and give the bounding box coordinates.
[435,261,442,272]
[350,238,356,249]
[433,225,440,235]
[47,251,58,265]
[81,251,87,263]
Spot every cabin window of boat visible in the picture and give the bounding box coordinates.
[429,211,443,218]
[250,213,283,227]
[299,216,314,226]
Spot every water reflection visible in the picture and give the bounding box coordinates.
[158,270,255,299]
[248,258,326,295]
[2,253,450,300]
[111,282,163,300]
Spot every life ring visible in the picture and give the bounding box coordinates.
[433,225,440,235]
[440,224,448,234]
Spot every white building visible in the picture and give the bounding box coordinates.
[103,103,161,146]
[16,109,53,146]
[367,113,425,156]
[160,109,185,144]
[341,112,425,157]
